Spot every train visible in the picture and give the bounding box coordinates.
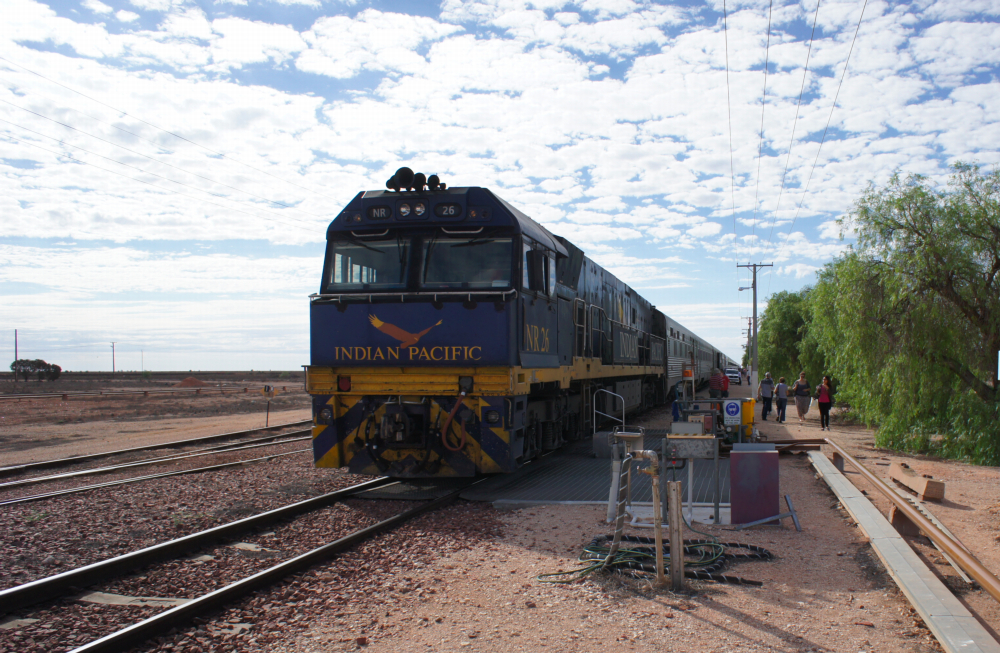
[306,168,737,478]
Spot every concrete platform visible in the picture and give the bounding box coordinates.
[460,441,730,506]
[810,451,1000,653]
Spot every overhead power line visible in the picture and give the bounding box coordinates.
[763,0,823,253]
[0,55,342,204]
[722,0,743,326]
[749,0,775,261]
[772,0,869,274]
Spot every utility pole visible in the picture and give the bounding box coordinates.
[13,329,17,383]
[738,263,772,392]
[111,342,116,376]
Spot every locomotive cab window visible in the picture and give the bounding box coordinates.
[324,232,513,292]
[324,238,408,291]
[423,236,513,289]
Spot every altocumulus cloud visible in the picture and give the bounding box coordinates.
[0,0,998,368]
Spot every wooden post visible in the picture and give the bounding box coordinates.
[667,480,684,590]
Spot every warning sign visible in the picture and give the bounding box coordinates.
[723,400,742,426]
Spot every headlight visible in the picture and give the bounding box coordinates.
[414,202,426,216]
[485,410,500,424]
[399,203,411,217]
[319,407,333,422]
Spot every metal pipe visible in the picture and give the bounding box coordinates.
[823,438,1000,605]
[633,450,665,586]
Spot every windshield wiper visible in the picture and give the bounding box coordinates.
[343,237,385,254]
[450,238,496,248]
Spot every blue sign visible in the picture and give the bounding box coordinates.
[725,402,740,416]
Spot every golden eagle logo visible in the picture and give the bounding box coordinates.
[368,314,442,347]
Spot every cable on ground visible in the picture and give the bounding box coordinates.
[537,534,771,586]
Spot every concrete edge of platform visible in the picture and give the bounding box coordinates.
[491,500,733,511]
[808,451,1000,653]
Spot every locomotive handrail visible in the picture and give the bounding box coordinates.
[309,289,519,302]
[593,388,626,438]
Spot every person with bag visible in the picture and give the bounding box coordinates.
[816,375,834,431]
[792,372,811,424]
[774,377,788,423]
[757,372,775,420]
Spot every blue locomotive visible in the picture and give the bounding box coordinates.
[306,168,734,478]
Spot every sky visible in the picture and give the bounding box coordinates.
[1,0,999,372]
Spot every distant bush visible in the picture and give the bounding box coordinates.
[10,359,61,381]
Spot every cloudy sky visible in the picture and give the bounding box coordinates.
[1,0,998,371]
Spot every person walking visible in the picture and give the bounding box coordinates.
[708,368,725,398]
[792,372,811,424]
[816,375,834,431]
[721,371,730,398]
[774,377,788,423]
[671,380,685,422]
[757,372,774,420]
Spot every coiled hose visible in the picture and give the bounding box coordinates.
[538,535,771,586]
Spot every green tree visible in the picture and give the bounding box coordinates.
[757,290,809,381]
[10,359,34,381]
[810,163,1000,464]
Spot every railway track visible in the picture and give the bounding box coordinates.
[0,427,316,506]
[0,477,467,653]
[0,386,290,402]
[0,419,312,477]
[0,447,311,506]
[0,429,312,491]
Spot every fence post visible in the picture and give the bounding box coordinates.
[667,480,684,590]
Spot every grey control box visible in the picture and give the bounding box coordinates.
[661,436,717,460]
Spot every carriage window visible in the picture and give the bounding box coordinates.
[324,238,408,291]
[423,237,513,290]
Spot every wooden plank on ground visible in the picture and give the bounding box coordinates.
[890,461,946,501]
[809,452,999,653]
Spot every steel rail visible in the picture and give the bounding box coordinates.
[0,386,286,401]
[0,420,311,477]
[68,482,467,653]
[0,431,311,489]
[0,449,310,506]
[824,438,1000,605]
[0,477,393,615]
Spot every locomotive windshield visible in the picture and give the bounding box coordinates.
[323,232,513,293]
[423,237,512,289]
[326,238,409,290]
